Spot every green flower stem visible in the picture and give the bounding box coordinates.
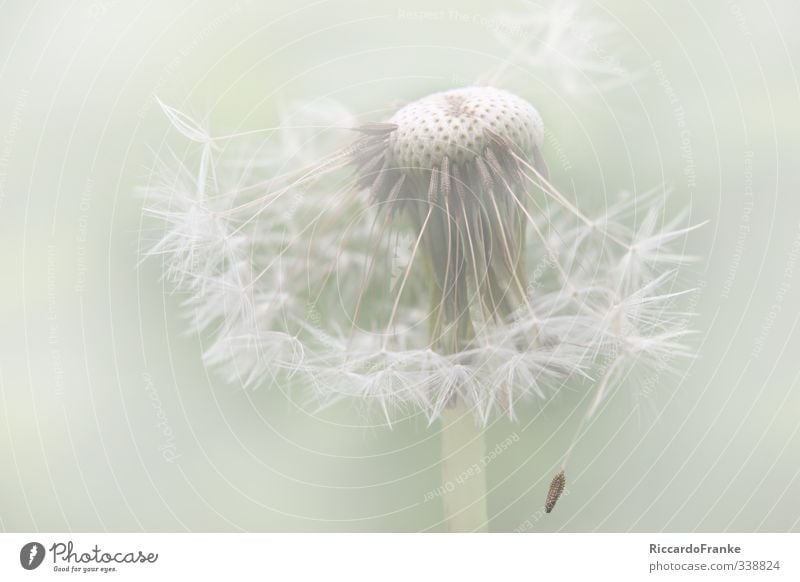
[440,398,489,532]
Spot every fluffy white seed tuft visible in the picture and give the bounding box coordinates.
[143,87,699,426]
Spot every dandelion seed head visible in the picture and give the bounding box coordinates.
[144,78,700,426]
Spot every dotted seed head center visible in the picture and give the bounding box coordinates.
[387,86,544,170]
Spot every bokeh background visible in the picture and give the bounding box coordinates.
[1,0,799,532]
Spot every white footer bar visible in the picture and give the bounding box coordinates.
[1,533,797,581]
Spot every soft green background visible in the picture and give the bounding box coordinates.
[1,0,799,532]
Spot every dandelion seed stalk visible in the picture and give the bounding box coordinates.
[440,399,489,532]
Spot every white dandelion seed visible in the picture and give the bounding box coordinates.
[485,0,635,96]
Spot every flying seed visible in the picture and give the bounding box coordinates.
[545,470,566,514]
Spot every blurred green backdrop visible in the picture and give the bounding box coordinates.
[1,0,799,532]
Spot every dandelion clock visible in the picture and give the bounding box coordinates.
[143,8,700,532]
